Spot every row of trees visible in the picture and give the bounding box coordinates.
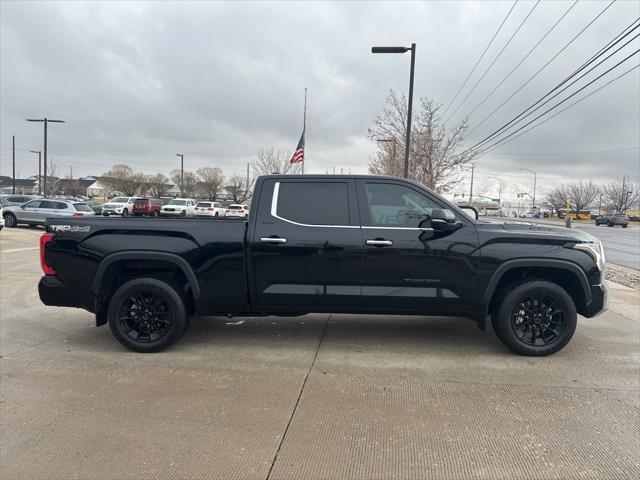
[101,148,302,203]
[546,179,639,213]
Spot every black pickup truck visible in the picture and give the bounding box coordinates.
[39,175,607,356]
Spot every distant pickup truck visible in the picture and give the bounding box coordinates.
[38,175,607,356]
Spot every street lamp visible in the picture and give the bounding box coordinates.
[372,43,416,179]
[519,168,537,212]
[30,150,42,195]
[26,118,65,197]
[176,153,184,190]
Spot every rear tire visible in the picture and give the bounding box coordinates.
[608,222,613,227]
[492,280,577,356]
[107,277,188,353]
[623,224,628,228]
[3,213,16,228]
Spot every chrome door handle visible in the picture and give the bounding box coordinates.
[260,237,287,244]
[366,239,393,246]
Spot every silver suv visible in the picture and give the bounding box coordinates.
[2,198,95,227]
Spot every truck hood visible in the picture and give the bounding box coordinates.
[479,220,598,243]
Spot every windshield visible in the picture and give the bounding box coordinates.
[168,200,186,206]
[111,197,128,203]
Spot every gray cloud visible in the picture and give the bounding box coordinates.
[1,0,638,199]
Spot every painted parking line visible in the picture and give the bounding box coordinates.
[0,247,39,254]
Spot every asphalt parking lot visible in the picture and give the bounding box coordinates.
[1,226,639,480]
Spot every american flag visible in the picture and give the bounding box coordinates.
[289,130,305,164]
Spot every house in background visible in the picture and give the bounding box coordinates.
[0,176,37,194]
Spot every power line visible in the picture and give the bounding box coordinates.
[490,146,639,156]
[441,0,519,118]
[468,0,618,135]
[464,0,579,120]
[444,0,540,125]
[479,62,639,155]
[470,26,640,151]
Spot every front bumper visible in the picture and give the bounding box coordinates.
[39,276,93,311]
[102,208,123,215]
[161,210,185,216]
[584,282,608,317]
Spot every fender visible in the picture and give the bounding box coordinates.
[92,251,201,299]
[483,258,591,308]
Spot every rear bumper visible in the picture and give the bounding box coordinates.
[583,282,608,317]
[39,276,94,312]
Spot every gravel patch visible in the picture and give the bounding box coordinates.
[606,264,640,291]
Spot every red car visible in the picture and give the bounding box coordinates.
[132,198,163,216]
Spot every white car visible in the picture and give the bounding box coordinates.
[160,198,197,217]
[0,206,4,230]
[101,197,141,217]
[194,201,225,217]
[224,204,249,219]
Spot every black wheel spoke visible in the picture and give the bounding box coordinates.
[119,291,172,344]
[511,293,566,347]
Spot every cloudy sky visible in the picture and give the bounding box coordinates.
[1,0,638,200]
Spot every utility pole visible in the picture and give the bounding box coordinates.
[246,162,250,196]
[30,150,42,195]
[176,154,184,192]
[26,117,65,198]
[469,164,475,204]
[12,135,15,194]
[519,168,537,212]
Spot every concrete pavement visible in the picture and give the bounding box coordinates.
[1,227,639,480]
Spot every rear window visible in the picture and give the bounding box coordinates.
[134,199,149,205]
[197,202,212,207]
[74,203,93,212]
[227,205,243,210]
[276,182,349,226]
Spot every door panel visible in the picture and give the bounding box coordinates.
[357,180,480,314]
[249,179,362,309]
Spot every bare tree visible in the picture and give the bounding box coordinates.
[225,174,254,203]
[62,179,85,197]
[545,185,570,215]
[196,167,225,200]
[602,178,639,213]
[170,169,198,197]
[253,147,301,176]
[567,181,599,214]
[368,91,476,192]
[102,164,146,196]
[146,173,171,198]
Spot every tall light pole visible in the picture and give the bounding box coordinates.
[30,150,42,195]
[519,168,537,212]
[176,153,184,192]
[26,118,65,197]
[372,43,416,179]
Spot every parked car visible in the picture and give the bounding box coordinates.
[0,194,36,207]
[3,198,95,227]
[595,213,629,228]
[101,197,140,217]
[224,204,249,218]
[82,199,103,215]
[195,201,225,217]
[38,174,607,356]
[160,198,197,217]
[132,198,163,217]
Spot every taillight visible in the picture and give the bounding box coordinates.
[207,208,213,211]
[40,233,56,276]
[72,212,83,216]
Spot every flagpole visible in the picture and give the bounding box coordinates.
[302,87,307,174]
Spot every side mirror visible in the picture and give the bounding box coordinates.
[430,208,460,231]
[459,206,478,220]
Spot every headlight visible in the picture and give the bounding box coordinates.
[573,241,605,271]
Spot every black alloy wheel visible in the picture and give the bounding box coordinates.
[107,278,188,352]
[492,280,576,356]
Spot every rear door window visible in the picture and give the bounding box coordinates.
[276,182,350,226]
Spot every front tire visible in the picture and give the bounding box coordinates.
[107,277,188,353]
[3,213,17,228]
[121,208,129,217]
[492,280,577,356]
